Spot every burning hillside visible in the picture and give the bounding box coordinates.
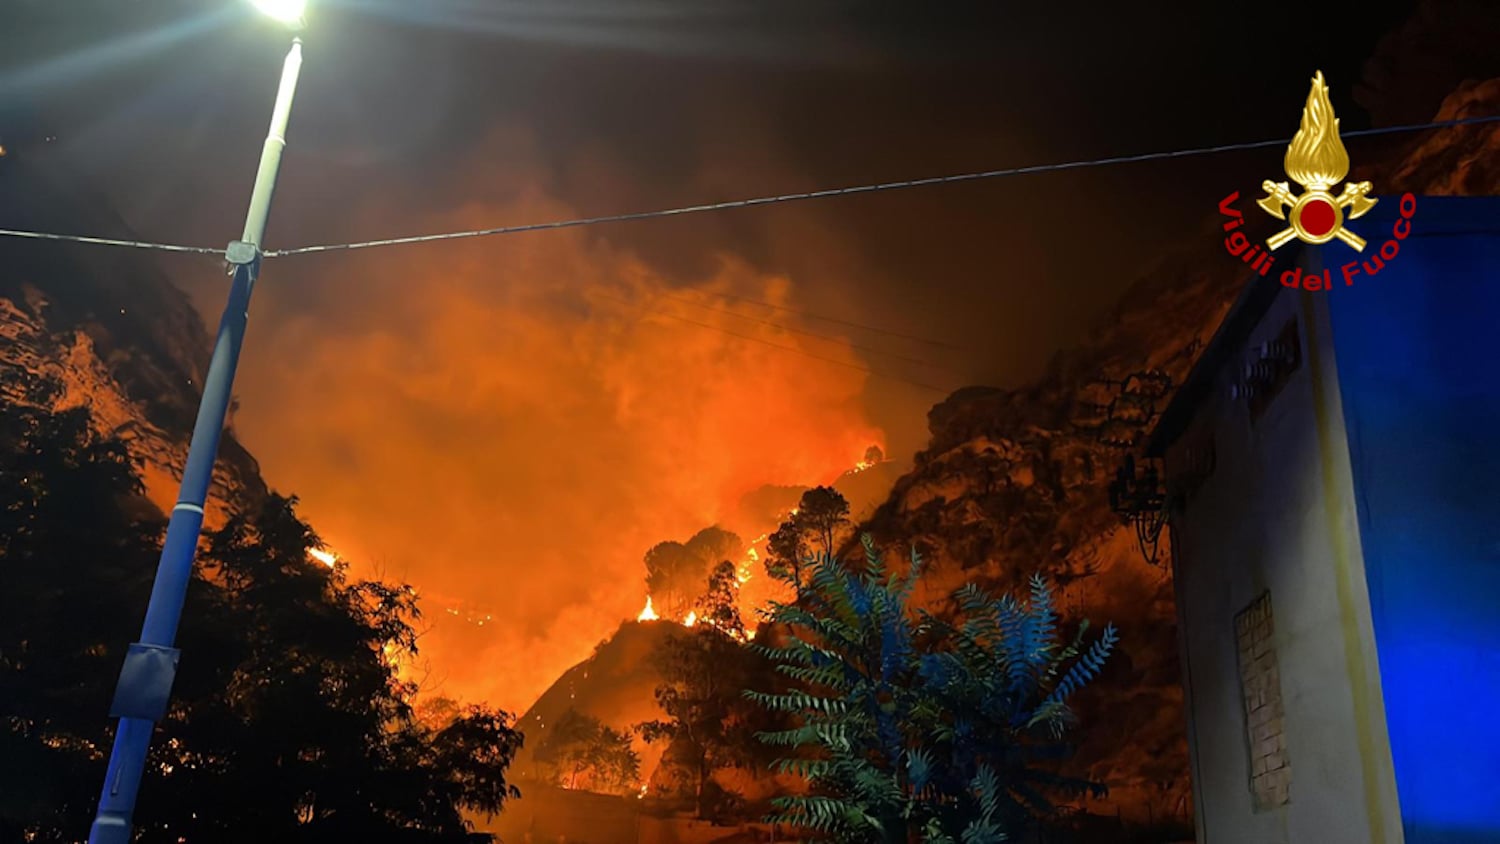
[1,139,921,718]
[483,75,1500,839]
[228,210,919,710]
[0,159,265,523]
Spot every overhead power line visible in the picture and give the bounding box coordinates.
[0,228,222,255]
[259,113,1500,257]
[2,114,1496,259]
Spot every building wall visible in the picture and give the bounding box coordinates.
[1325,197,1500,844]
[1165,278,1401,844]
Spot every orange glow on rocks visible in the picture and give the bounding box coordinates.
[229,185,889,714]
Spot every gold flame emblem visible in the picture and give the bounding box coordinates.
[1257,71,1377,251]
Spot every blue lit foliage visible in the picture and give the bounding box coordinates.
[745,535,1118,842]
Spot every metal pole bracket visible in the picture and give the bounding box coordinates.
[107,643,182,722]
[225,239,261,268]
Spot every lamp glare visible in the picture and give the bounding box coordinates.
[250,0,306,24]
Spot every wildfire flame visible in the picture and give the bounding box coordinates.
[633,596,700,629]
[1285,70,1350,190]
[736,546,758,585]
[307,548,337,568]
[637,595,660,621]
[627,449,881,643]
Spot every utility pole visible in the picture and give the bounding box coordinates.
[87,6,306,840]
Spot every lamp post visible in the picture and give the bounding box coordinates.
[88,3,307,841]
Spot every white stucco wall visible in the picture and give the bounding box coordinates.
[1164,287,1403,844]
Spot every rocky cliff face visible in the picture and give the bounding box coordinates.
[1354,0,1500,128]
[857,78,1500,826]
[860,250,1234,826]
[0,152,266,523]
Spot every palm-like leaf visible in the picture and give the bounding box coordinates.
[748,536,1116,841]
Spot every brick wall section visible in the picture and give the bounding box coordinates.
[1235,592,1291,810]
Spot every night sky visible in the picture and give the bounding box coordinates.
[0,0,1436,709]
[2,0,1422,386]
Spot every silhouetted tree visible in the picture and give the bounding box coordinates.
[0,405,160,843]
[683,526,739,572]
[694,560,745,641]
[765,486,850,587]
[0,393,524,844]
[428,705,528,817]
[141,493,526,843]
[645,527,742,621]
[636,627,757,818]
[534,709,640,795]
[644,541,703,621]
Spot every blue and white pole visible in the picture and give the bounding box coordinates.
[88,15,304,844]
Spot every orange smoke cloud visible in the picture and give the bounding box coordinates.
[231,182,886,713]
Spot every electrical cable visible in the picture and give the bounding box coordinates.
[0,228,222,255]
[257,113,1500,258]
[2,113,1495,259]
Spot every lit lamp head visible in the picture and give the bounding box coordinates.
[250,0,307,28]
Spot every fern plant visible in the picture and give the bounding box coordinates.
[746,535,1118,843]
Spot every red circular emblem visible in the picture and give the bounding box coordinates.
[1299,197,1337,237]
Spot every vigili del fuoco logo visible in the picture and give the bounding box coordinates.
[1217,71,1417,291]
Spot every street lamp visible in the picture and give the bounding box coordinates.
[87,5,307,843]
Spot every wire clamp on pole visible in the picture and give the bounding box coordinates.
[225,240,262,275]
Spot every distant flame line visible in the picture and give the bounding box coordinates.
[7,115,1495,260]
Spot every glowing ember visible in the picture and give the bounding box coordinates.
[637,596,660,621]
[307,548,337,568]
[737,546,757,584]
